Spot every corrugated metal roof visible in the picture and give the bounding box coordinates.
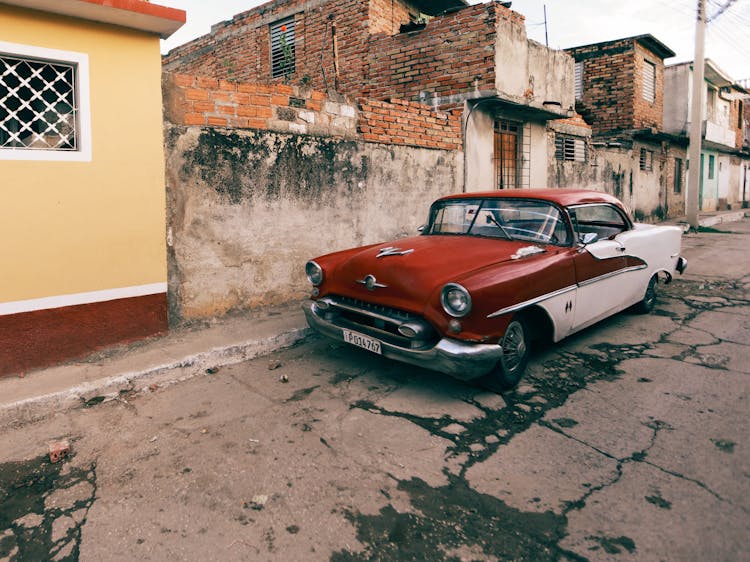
[410,0,468,17]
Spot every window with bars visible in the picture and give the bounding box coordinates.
[270,17,296,79]
[0,53,78,151]
[642,60,656,103]
[555,134,586,162]
[574,61,584,101]
[494,120,530,189]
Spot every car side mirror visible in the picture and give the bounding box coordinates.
[417,225,426,233]
[579,232,598,245]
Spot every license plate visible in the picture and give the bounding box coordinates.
[342,330,382,355]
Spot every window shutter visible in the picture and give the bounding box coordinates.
[555,135,586,162]
[642,60,656,103]
[574,61,583,101]
[270,17,296,79]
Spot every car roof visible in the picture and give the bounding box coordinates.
[436,188,626,209]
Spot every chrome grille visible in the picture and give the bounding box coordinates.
[317,295,437,349]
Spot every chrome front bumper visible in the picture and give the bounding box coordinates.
[302,300,502,381]
[676,256,688,274]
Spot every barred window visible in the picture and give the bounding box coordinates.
[0,41,90,161]
[270,17,296,79]
[574,61,584,101]
[555,135,586,162]
[1,55,78,150]
[639,148,653,171]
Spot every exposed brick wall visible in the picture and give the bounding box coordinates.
[162,0,371,96]
[553,113,591,130]
[163,73,357,137]
[369,0,412,35]
[163,72,461,151]
[632,43,665,131]
[363,3,502,101]
[568,38,668,136]
[567,39,637,135]
[358,98,462,150]
[163,0,506,105]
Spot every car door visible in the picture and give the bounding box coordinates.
[569,203,633,331]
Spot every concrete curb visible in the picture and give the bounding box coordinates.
[0,326,310,429]
[699,210,748,227]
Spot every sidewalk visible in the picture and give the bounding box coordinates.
[1,208,747,428]
[0,303,310,428]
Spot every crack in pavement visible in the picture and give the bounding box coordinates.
[338,274,750,560]
[0,455,98,561]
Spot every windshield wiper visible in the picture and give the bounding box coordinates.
[485,213,513,240]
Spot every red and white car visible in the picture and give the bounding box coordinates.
[303,189,687,390]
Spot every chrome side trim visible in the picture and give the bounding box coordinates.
[487,285,577,319]
[576,264,647,288]
[486,264,648,319]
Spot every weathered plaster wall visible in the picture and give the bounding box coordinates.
[165,126,461,321]
[548,136,688,220]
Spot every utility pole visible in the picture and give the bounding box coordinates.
[687,0,706,229]
[543,5,549,47]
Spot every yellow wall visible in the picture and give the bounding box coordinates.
[0,6,167,302]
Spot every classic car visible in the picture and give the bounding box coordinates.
[302,189,687,391]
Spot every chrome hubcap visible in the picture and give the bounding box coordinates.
[501,322,526,374]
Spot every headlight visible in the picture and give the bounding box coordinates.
[306,261,324,286]
[441,283,472,318]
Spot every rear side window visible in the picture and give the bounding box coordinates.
[569,204,629,241]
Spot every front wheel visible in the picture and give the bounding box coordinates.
[480,318,530,392]
[633,274,658,314]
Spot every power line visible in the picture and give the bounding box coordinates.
[708,0,740,22]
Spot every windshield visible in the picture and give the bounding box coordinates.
[425,198,571,245]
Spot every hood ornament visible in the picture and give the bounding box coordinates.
[376,246,414,259]
[357,274,387,291]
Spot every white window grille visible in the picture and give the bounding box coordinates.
[642,60,656,103]
[0,41,90,161]
[270,17,296,79]
[0,54,77,150]
[555,135,586,162]
[574,61,584,101]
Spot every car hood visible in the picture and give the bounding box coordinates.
[325,235,544,312]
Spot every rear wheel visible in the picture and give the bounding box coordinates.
[634,275,658,314]
[480,317,530,392]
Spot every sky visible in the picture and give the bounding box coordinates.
[158,0,750,81]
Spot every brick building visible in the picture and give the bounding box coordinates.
[163,0,575,192]
[567,35,675,136]
[556,35,689,219]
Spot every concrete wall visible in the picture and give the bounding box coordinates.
[663,64,689,135]
[527,40,575,113]
[165,126,462,321]
[548,134,688,220]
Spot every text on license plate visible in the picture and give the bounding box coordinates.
[342,330,382,355]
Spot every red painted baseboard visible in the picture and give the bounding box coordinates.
[0,293,168,377]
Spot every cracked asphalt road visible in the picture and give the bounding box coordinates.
[1,220,749,561]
